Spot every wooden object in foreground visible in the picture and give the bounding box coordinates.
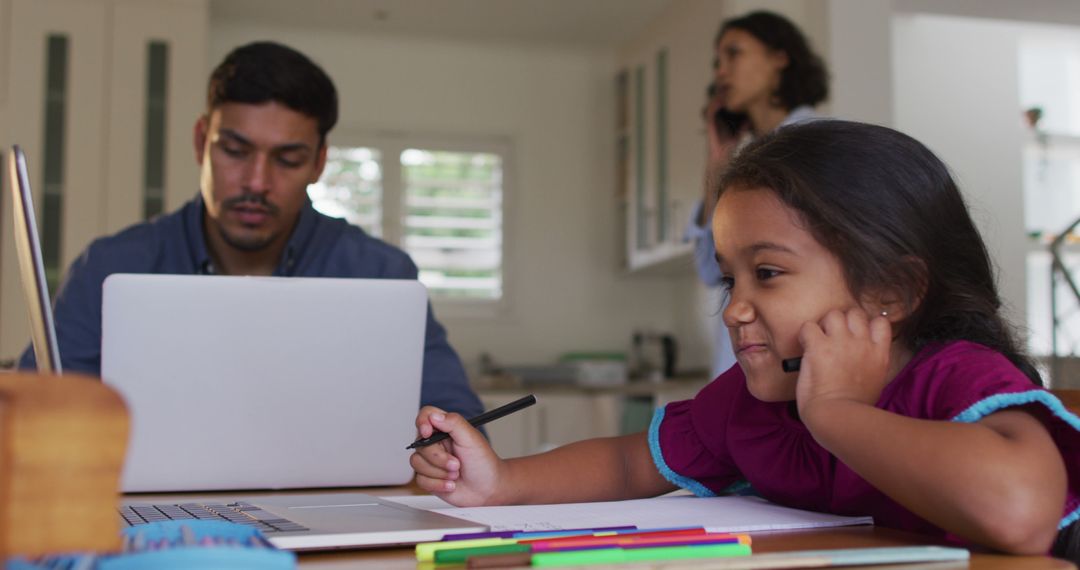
[1052,389,1080,416]
[0,372,128,557]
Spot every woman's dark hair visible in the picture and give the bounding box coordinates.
[719,11,829,110]
[207,41,338,145]
[716,120,1041,385]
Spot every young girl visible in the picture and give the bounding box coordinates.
[412,120,1080,558]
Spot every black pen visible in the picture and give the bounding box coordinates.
[782,357,801,373]
[406,394,537,450]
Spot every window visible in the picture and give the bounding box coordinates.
[309,147,383,237]
[309,138,506,303]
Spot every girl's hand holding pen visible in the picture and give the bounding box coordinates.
[794,308,894,424]
[411,406,507,507]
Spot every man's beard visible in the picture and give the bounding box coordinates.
[217,193,281,252]
[217,225,278,252]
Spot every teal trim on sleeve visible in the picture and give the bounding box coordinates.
[647,406,716,497]
[951,389,1080,530]
[1062,505,1080,531]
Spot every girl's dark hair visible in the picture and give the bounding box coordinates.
[717,120,1041,385]
[207,41,338,145]
[719,11,829,110]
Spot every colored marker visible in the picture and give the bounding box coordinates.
[466,542,752,568]
[466,545,967,569]
[436,533,747,564]
[521,528,712,548]
[442,525,637,541]
[408,395,537,449]
[533,542,751,567]
[418,527,707,562]
[418,538,519,562]
[437,543,532,564]
[528,533,749,553]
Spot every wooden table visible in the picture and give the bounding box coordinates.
[295,526,1075,569]
[286,487,1076,570]
[132,486,1076,569]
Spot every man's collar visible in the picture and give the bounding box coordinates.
[280,196,318,275]
[185,194,214,274]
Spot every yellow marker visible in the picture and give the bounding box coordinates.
[416,537,517,562]
[416,531,623,561]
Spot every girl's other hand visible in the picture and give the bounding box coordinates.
[794,308,893,422]
[410,406,507,507]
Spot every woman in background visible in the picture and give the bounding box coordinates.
[687,10,829,378]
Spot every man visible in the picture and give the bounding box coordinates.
[19,41,484,418]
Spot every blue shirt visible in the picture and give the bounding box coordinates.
[19,194,485,418]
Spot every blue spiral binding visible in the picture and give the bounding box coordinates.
[6,520,296,570]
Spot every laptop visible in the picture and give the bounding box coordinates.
[6,145,487,550]
[7,145,61,375]
[101,273,427,493]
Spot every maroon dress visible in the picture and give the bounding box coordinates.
[648,340,1080,544]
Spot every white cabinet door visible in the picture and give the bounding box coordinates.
[479,390,624,458]
[616,2,725,274]
[0,0,108,358]
[0,0,209,361]
[104,0,208,233]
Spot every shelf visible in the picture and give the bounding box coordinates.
[625,240,694,276]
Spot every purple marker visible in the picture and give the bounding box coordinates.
[441,525,637,541]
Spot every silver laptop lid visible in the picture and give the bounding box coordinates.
[102,274,428,492]
[7,145,62,374]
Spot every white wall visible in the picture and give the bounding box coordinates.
[826,0,893,125]
[209,23,703,373]
[892,14,1028,328]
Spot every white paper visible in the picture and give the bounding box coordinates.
[384,494,872,533]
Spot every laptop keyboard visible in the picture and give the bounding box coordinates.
[119,501,309,534]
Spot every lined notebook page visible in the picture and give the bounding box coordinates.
[385,494,872,532]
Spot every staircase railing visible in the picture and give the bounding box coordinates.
[1049,215,1080,385]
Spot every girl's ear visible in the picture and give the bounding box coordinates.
[865,256,929,323]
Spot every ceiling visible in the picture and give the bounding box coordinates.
[210,0,675,48]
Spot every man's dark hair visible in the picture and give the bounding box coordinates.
[207,41,338,145]
[718,11,829,110]
[717,120,1041,386]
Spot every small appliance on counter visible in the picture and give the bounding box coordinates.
[631,331,677,382]
[496,352,628,387]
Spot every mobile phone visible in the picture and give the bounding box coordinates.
[714,107,748,136]
[705,83,748,136]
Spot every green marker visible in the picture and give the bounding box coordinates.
[531,542,751,567]
[417,537,516,562]
[434,542,531,564]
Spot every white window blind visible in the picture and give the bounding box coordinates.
[401,149,503,300]
[309,143,504,302]
[309,146,383,237]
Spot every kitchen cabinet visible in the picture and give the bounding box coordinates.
[478,378,708,458]
[0,0,209,360]
[614,1,725,275]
